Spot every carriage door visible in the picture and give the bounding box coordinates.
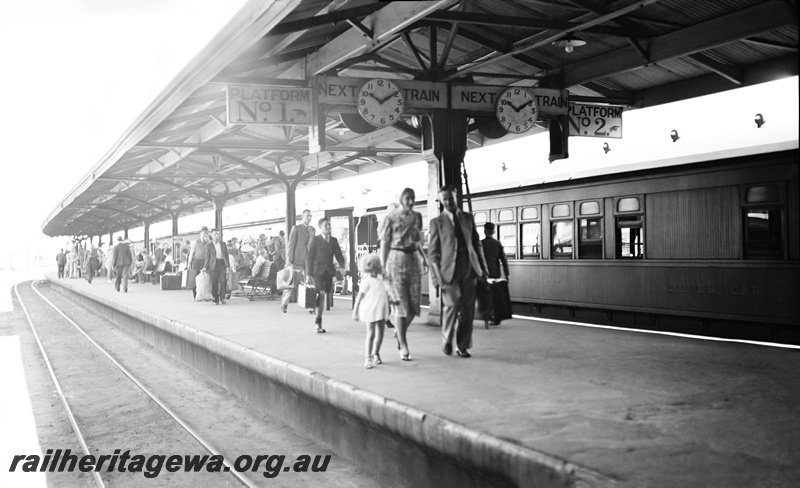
[325,208,357,308]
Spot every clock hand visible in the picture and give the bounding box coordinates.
[369,93,381,102]
[378,91,400,104]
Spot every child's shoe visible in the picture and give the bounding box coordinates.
[364,358,373,369]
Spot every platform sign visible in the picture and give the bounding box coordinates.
[568,103,623,138]
[226,85,312,125]
[452,86,568,115]
[318,76,447,109]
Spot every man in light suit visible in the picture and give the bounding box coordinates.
[428,185,489,358]
[281,209,315,313]
[187,226,210,300]
[207,228,230,305]
[306,217,345,333]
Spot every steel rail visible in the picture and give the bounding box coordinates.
[13,282,107,488]
[17,281,259,488]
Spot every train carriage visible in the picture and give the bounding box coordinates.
[468,144,799,340]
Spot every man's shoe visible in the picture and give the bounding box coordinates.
[456,350,471,358]
[281,304,287,313]
[442,343,452,356]
[220,299,226,305]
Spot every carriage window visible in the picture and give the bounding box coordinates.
[521,207,538,220]
[551,204,570,218]
[498,224,517,258]
[617,197,640,212]
[746,186,779,203]
[498,209,515,222]
[579,201,600,215]
[578,218,602,259]
[551,221,573,258]
[474,212,488,240]
[521,223,541,258]
[616,216,644,258]
[744,209,782,259]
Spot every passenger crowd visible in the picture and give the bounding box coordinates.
[56,185,512,370]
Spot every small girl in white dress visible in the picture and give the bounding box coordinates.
[353,254,390,369]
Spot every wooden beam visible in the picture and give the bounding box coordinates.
[562,1,795,87]
[443,0,661,80]
[689,53,744,85]
[305,0,457,76]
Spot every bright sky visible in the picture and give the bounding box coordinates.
[1,1,797,270]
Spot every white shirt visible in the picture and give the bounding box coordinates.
[214,241,223,259]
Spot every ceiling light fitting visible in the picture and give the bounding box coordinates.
[552,37,586,53]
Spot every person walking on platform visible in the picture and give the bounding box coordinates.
[306,217,345,333]
[111,236,133,292]
[208,228,230,305]
[428,185,489,358]
[381,188,428,362]
[281,209,315,313]
[83,247,99,284]
[481,222,510,327]
[56,249,66,279]
[187,226,211,300]
[353,254,390,369]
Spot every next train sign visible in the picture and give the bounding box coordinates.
[568,103,623,138]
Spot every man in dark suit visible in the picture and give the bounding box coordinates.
[56,249,66,278]
[481,222,510,326]
[305,217,345,333]
[208,228,230,305]
[281,209,315,313]
[428,185,489,358]
[111,236,135,292]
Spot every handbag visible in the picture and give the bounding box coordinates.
[276,266,297,291]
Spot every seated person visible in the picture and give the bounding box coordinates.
[133,253,145,283]
[251,248,269,278]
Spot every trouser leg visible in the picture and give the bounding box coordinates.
[455,274,477,352]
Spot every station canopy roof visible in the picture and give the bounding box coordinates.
[42,0,798,237]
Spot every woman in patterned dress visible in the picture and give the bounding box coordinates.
[380,188,429,361]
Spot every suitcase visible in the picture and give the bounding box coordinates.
[182,268,197,289]
[297,284,317,309]
[160,273,182,290]
[489,279,512,322]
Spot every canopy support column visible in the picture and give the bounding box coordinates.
[421,108,469,326]
[143,220,150,252]
[214,198,225,241]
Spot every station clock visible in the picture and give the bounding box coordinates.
[495,86,538,134]
[357,78,405,128]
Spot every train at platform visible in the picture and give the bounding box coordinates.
[138,142,799,342]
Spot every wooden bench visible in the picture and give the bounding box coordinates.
[143,261,169,284]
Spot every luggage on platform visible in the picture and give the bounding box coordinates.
[477,279,512,325]
[194,271,213,301]
[226,269,238,293]
[297,284,317,309]
[182,268,197,289]
[160,273,182,290]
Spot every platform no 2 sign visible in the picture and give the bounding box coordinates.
[568,103,623,138]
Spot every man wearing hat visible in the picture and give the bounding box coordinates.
[208,228,230,305]
[281,209,315,313]
[111,236,134,292]
[187,226,211,300]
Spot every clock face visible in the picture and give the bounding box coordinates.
[496,87,538,134]
[357,78,405,128]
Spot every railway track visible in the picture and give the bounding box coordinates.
[13,281,378,487]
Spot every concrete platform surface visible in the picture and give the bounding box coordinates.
[43,274,800,487]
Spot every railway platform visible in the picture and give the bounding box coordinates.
[42,273,800,487]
